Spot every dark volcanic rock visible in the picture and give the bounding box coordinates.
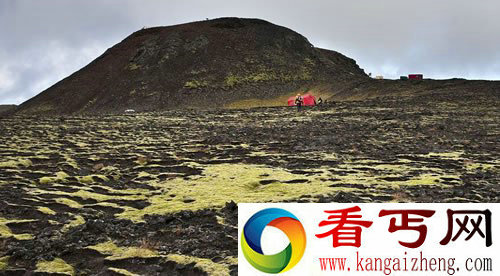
[0,105,16,117]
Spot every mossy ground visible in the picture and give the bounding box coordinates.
[35,258,74,275]
[166,254,233,276]
[87,241,159,260]
[0,256,9,271]
[0,89,498,274]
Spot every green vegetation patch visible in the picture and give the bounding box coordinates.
[0,217,35,240]
[76,174,110,184]
[465,161,499,172]
[223,65,312,88]
[30,188,147,203]
[117,163,349,222]
[419,151,464,159]
[61,215,85,232]
[166,254,232,276]
[108,267,140,276]
[39,171,70,184]
[128,63,141,70]
[0,158,32,168]
[87,241,159,260]
[54,198,84,209]
[0,256,9,271]
[37,207,56,215]
[333,161,460,188]
[184,80,209,89]
[35,258,74,275]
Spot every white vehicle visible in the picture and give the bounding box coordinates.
[124,109,136,113]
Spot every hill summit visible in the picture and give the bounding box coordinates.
[16,17,368,115]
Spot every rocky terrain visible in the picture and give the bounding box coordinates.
[334,78,500,100]
[0,105,16,117]
[15,17,367,115]
[1,87,498,275]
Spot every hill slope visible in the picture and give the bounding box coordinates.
[16,17,368,115]
[0,105,17,117]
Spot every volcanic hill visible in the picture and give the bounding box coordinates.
[15,17,368,115]
[0,105,17,117]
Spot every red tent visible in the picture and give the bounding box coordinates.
[408,74,423,80]
[287,94,316,106]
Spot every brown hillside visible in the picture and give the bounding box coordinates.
[16,17,368,115]
[0,104,17,117]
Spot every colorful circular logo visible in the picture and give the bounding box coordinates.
[241,208,306,273]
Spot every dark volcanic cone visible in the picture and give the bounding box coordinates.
[0,104,17,117]
[15,17,368,115]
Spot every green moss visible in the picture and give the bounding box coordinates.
[224,74,240,87]
[72,189,145,201]
[128,63,140,70]
[0,256,9,271]
[117,163,349,222]
[39,171,70,184]
[0,225,11,237]
[87,241,159,260]
[224,68,312,88]
[184,80,208,89]
[215,215,226,226]
[465,162,498,172]
[75,142,89,148]
[0,159,32,168]
[61,215,85,232]
[101,166,122,180]
[332,160,460,188]
[87,241,119,253]
[77,174,109,184]
[420,151,463,159]
[400,173,458,186]
[304,57,315,66]
[0,217,35,240]
[101,166,119,171]
[108,267,140,276]
[64,156,79,169]
[137,171,153,178]
[224,256,238,265]
[39,177,53,185]
[166,254,231,276]
[36,258,74,275]
[37,207,56,215]
[31,187,147,207]
[250,72,276,82]
[248,151,272,157]
[54,198,83,209]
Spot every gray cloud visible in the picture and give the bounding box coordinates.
[1,0,499,104]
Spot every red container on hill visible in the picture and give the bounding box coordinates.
[408,74,423,80]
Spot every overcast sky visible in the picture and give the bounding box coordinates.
[1,0,499,104]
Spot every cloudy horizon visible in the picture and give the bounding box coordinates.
[1,0,499,104]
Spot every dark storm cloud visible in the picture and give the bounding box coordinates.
[1,0,499,104]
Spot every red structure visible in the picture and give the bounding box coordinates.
[408,74,423,80]
[288,94,316,106]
